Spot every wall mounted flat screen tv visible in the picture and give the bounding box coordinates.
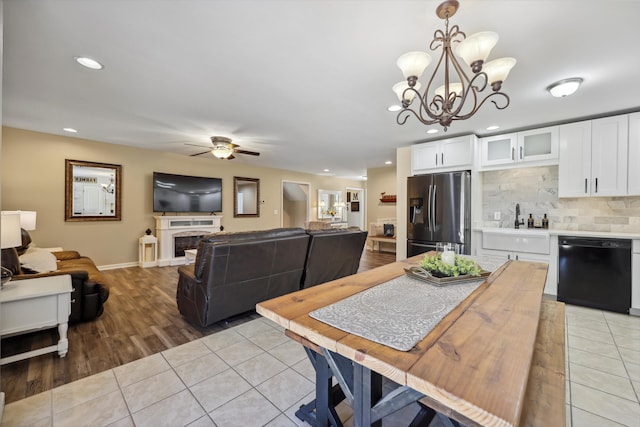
[153,172,222,213]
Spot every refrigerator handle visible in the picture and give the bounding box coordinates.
[431,184,437,230]
[426,184,431,229]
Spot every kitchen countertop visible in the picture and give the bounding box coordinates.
[475,227,640,240]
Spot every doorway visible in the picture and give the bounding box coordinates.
[282,181,310,228]
[345,187,365,230]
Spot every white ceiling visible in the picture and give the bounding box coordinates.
[3,0,640,180]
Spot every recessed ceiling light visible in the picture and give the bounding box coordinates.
[63,128,78,133]
[75,56,104,70]
[486,125,500,131]
[426,129,438,134]
[385,161,393,165]
[547,78,583,98]
[387,105,402,112]
[323,169,330,172]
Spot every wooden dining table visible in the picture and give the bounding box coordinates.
[256,254,552,427]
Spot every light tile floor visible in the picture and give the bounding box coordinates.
[2,305,639,427]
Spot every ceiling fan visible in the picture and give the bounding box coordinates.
[187,136,260,160]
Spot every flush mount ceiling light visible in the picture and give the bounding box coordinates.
[63,127,78,133]
[393,0,516,131]
[547,78,583,98]
[74,56,104,70]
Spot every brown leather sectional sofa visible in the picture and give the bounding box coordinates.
[176,227,368,327]
[13,250,110,323]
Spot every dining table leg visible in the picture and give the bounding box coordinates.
[353,363,382,427]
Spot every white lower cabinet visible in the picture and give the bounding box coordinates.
[479,229,552,294]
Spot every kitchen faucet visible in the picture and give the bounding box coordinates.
[514,203,524,229]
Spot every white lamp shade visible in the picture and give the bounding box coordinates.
[1,212,22,249]
[435,83,463,99]
[397,51,431,80]
[547,78,583,97]
[393,81,421,103]
[483,57,517,85]
[211,145,233,159]
[4,210,37,230]
[455,31,499,68]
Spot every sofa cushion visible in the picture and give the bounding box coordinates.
[19,248,58,273]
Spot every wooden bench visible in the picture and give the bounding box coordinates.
[367,236,396,252]
[518,299,566,426]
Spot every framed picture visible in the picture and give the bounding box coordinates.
[65,159,122,221]
[351,201,359,212]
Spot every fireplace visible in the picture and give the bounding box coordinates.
[174,234,206,257]
[155,215,222,266]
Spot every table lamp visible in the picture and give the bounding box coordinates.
[1,212,22,286]
[4,210,37,253]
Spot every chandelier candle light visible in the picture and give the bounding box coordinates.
[394,0,516,131]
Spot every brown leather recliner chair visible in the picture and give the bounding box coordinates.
[301,227,368,289]
[176,228,310,327]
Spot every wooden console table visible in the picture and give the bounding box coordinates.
[257,255,559,427]
[0,275,73,365]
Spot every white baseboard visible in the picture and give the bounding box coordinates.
[97,262,138,271]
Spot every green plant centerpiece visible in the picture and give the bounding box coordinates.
[420,253,482,278]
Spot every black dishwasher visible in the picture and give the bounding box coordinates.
[558,236,631,314]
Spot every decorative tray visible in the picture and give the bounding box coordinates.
[404,266,491,287]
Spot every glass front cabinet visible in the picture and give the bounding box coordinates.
[480,126,559,169]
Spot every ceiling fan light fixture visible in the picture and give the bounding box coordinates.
[547,78,583,98]
[211,144,233,159]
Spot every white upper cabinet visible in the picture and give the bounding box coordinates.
[558,115,628,197]
[411,135,473,174]
[628,112,640,196]
[479,126,559,170]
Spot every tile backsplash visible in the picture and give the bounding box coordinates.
[482,166,640,232]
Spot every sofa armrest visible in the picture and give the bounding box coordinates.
[52,250,82,261]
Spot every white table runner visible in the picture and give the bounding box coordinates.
[310,275,486,351]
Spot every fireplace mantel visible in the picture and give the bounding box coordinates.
[154,215,222,266]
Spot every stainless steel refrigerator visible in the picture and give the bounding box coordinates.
[407,171,471,257]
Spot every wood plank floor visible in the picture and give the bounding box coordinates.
[0,249,396,404]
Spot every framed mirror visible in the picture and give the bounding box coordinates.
[318,189,342,220]
[234,177,260,217]
[65,159,122,221]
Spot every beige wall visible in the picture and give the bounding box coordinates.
[1,127,362,266]
[365,166,398,224]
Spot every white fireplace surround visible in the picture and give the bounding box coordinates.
[155,215,222,266]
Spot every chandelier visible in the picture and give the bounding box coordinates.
[394,0,516,131]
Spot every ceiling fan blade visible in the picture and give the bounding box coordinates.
[185,142,212,148]
[234,149,260,156]
[190,150,211,156]
[227,154,236,160]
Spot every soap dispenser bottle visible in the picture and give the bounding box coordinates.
[527,214,534,228]
[542,214,549,229]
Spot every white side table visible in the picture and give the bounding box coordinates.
[0,275,73,365]
[139,235,158,268]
